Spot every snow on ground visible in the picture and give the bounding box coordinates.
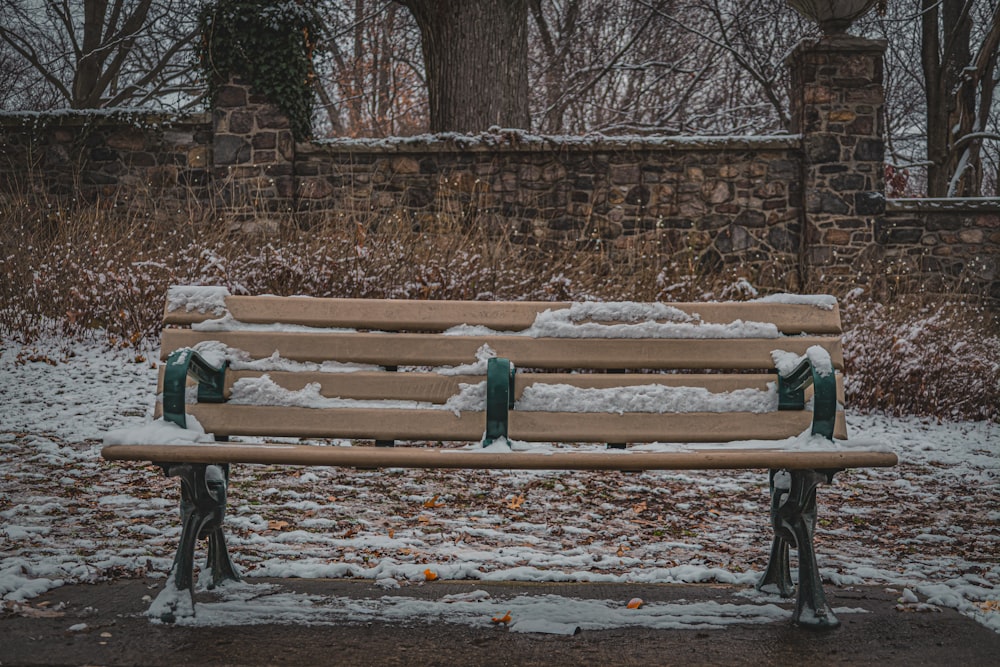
[0,335,997,633]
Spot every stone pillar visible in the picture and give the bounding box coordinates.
[212,76,295,227]
[788,36,886,287]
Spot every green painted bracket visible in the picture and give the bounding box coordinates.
[163,348,229,429]
[776,354,837,440]
[483,357,516,446]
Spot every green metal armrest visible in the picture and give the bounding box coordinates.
[776,353,837,440]
[162,348,229,429]
[483,357,516,446]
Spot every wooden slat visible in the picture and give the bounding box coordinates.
[181,404,848,442]
[165,297,841,335]
[160,330,844,370]
[158,369,846,405]
[102,442,897,471]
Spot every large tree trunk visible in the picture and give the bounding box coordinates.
[399,0,530,132]
[921,0,1000,196]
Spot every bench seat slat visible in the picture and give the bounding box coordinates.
[165,298,842,335]
[158,370,846,405]
[183,404,848,442]
[101,442,896,471]
[161,330,844,370]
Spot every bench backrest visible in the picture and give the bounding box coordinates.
[160,292,847,443]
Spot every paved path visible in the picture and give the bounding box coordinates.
[2,579,997,666]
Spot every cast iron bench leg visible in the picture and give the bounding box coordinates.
[153,462,241,622]
[758,468,840,630]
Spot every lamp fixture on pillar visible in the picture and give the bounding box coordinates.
[785,0,881,36]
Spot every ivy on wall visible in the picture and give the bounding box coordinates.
[197,0,323,141]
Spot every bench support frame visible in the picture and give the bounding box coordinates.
[152,461,241,622]
[758,467,841,629]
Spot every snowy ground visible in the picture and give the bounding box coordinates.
[1,335,997,633]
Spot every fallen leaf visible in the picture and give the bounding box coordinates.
[423,494,445,508]
[423,569,438,581]
[627,598,643,609]
[491,610,512,625]
[267,520,290,531]
[506,495,525,510]
[632,501,647,514]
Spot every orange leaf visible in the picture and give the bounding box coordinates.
[388,529,395,539]
[424,569,438,581]
[627,598,643,609]
[506,495,525,510]
[424,494,445,508]
[267,520,290,531]
[491,610,512,624]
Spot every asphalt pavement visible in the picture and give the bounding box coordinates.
[2,578,997,666]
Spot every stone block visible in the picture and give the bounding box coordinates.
[229,111,254,134]
[828,110,856,123]
[298,177,334,199]
[805,135,840,163]
[855,191,884,215]
[735,210,767,228]
[253,133,276,150]
[257,109,290,129]
[703,180,733,204]
[716,225,753,253]
[831,173,866,191]
[959,229,985,244]
[625,185,650,206]
[804,85,834,104]
[214,135,251,165]
[610,163,640,184]
[188,146,208,168]
[391,157,420,174]
[824,228,851,245]
[106,129,145,151]
[215,85,247,108]
[854,138,884,162]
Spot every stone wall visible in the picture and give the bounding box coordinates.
[879,199,1000,300]
[0,111,212,216]
[296,135,803,287]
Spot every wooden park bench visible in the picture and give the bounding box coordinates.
[101,287,897,628]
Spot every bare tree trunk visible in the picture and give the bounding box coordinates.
[921,0,999,196]
[399,0,530,132]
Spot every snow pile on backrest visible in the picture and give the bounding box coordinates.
[166,286,231,315]
[754,293,837,310]
[771,346,834,377]
[192,313,358,334]
[435,344,497,376]
[445,302,781,339]
[191,341,378,373]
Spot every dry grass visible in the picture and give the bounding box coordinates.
[1,186,997,421]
